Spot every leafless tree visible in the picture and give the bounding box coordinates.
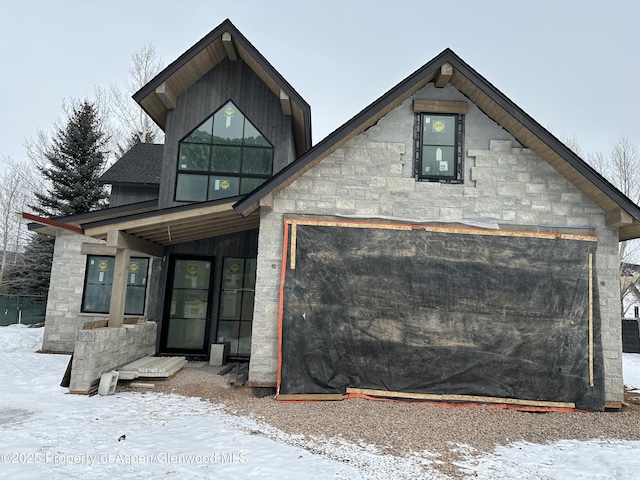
[582,137,640,316]
[0,157,33,288]
[561,134,583,158]
[108,44,164,156]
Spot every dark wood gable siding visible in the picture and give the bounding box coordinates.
[159,57,296,209]
[109,185,160,207]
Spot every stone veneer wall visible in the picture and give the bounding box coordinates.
[249,136,623,403]
[69,322,156,394]
[42,230,105,353]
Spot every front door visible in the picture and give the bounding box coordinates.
[216,257,256,359]
[160,257,214,356]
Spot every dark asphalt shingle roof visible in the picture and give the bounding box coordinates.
[100,143,163,185]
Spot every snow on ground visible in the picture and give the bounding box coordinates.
[623,352,640,391]
[1,324,640,479]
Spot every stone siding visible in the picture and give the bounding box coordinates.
[42,231,105,353]
[69,322,157,394]
[250,126,623,402]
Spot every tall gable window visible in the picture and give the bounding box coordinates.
[176,101,274,202]
[413,100,466,184]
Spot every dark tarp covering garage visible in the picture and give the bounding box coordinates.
[279,221,604,411]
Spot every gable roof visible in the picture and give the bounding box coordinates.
[133,19,312,157]
[100,143,163,186]
[234,48,640,242]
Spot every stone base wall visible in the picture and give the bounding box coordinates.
[42,231,104,353]
[69,322,157,394]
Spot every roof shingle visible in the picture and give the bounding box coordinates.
[100,143,163,185]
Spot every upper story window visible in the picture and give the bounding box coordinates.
[413,100,467,184]
[175,101,274,202]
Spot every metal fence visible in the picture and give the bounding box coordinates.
[0,295,46,326]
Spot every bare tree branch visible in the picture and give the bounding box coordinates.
[0,157,33,289]
[108,44,164,156]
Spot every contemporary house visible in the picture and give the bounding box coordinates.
[32,19,640,410]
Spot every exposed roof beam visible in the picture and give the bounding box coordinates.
[259,193,274,211]
[280,89,291,116]
[22,212,84,235]
[155,82,176,110]
[80,243,117,256]
[84,202,239,238]
[106,230,163,257]
[606,208,633,227]
[222,31,237,60]
[435,62,453,88]
[413,99,468,114]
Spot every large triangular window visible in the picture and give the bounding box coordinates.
[175,101,274,202]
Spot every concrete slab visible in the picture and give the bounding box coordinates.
[118,356,187,380]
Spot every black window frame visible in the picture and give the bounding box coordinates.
[80,255,149,315]
[175,100,274,202]
[415,112,464,184]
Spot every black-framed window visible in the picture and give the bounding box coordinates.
[175,101,274,202]
[81,256,149,315]
[415,113,463,183]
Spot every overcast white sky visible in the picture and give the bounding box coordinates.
[1,0,639,173]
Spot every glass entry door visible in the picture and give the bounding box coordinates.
[217,258,256,358]
[162,258,213,354]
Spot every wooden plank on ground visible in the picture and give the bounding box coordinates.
[346,388,576,409]
[60,354,73,387]
[605,401,622,410]
[217,363,237,376]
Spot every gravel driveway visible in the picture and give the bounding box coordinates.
[117,362,640,478]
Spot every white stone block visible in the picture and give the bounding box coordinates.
[98,371,119,396]
[210,343,229,366]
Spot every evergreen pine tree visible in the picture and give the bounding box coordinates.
[32,101,109,216]
[7,101,109,298]
[6,234,54,297]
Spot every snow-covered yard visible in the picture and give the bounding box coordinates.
[1,324,639,479]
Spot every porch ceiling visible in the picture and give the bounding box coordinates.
[82,201,260,246]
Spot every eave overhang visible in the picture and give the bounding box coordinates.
[133,19,312,157]
[81,197,259,246]
[27,200,158,237]
[233,48,640,242]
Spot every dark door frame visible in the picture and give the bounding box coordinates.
[159,253,216,357]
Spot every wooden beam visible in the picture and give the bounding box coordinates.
[84,202,237,238]
[588,253,594,387]
[106,230,163,257]
[22,212,83,234]
[435,62,453,88]
[80,243,117,256]
[284,217,597,241]
[413,99,468,114]
[289,223,297,270]
[605,401,622,410]
[279,89,291,116]
[108,248,130,328]
[346,388,576,409]
[155,82,176,110]
[247,380,276,388]
[222,31,237,60]
[259,193,274,210]
[606,208,633,227]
